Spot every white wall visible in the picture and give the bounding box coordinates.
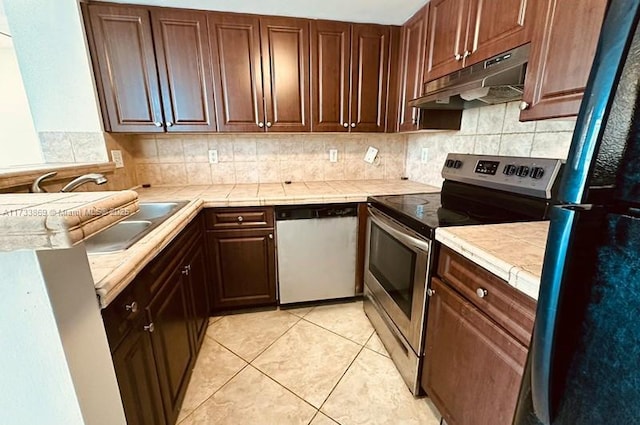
[406,102,577,187]
[3,0,102,133]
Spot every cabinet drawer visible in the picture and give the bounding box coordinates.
[205,207,274,230]
[437,246,536,347]
[102,279,148,351]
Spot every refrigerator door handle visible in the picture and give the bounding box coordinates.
[531,207,576,423]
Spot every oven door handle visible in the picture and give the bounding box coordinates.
[368,207,430,253]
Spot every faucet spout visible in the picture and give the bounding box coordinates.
[60,173,108,192]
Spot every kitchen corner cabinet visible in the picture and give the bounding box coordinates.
[397,4,429,132]
[209,14,310,132]
[310,21,391,133]
[205,207,277,310]
[519,0,607,121]
[103,214,208,425]
[422,246,536,425]
[85,5,217,133]
[424,0,534,83]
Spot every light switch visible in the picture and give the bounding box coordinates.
[421,148,429,164]
[111,150,124,168]
[208,149,219,164]
[329,149,338,163]
[364,146,379,164]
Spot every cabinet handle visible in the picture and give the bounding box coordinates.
[266,121,272,128]
[476,287,488,299]
[519,101,530,111]
[427,288,436,297]
[153,121,163,127]
[144,323,155,333]
[350,123,356,128]
[258,122,264,128]
[463,50,471,59]
[343,123,349,128]
[269,233,274,239]
[237,216,244,223]
[454,53,462,61]
[166,121,173,127]
[125,301,138,313]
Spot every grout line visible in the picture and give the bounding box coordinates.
[246,364,320,414]
[299,315,373,347]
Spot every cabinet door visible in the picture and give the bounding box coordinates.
[422,278,527,425]
[185,240,209,349]
[112,321,167,425]
[207,229,277,310]
[87,5,164,132]
[424,0,469,82]
[311,20,351,132]
[398,6,429,132]
[208,13,265,132]
[147,268,195,425]
[520,0,607,121]
[151,9,217,132]
[350,24,390,133]
[261,17,311,132]
[465,0,533,66]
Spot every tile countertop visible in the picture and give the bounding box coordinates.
[435,221,550,300]
[92,180,439,307]
[0,190,139,251]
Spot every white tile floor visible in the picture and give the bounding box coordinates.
[177,300,441,425]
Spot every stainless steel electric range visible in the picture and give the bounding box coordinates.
[363,153,564,395]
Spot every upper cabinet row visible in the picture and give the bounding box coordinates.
[85,4,392,133]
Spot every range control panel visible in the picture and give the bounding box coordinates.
[441,154,564,199]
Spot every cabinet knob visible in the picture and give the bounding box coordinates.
[166,121,173,127]
[519,101,530,111]
[125,301,138,313]
[454,53,462,61]
[350,123,356,128]
[463,50,471,59]
[154,121,162,127]
[427,288,436,297]
[343,123,349,128]
[182,264,191,276]
[476,287,489,299]
[144,323,155,333]
[258,122,264,128]
[269,233,273,239]
[266,121,272,128]
[237,216,244,223]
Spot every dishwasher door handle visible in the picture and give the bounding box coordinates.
[368,207,430,253]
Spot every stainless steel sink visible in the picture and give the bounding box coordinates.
[85,201,189,254]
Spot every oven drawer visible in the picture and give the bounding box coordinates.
[205,207,274,230]
[437,246,536,347]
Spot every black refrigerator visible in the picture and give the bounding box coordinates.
[514,0,640,424]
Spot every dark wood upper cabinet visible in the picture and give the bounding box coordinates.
[520,0,607,121]
[151,9,217,132]
[208,13,265,132]
[422,278,528,425]
[350,24,390,133]
[311,20,352,132]
[398,5,429,132]
[87,4,164,132]
[424,0,534,83]
[261,17,311,132]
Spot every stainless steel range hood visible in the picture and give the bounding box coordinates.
[409,44,530,110]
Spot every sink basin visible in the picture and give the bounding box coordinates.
[85,201,189,254]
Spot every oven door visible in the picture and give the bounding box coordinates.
[365,206,431,354]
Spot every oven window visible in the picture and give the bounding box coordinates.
[369,222,416,318]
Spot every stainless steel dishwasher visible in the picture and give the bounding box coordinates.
[276,203,358,304]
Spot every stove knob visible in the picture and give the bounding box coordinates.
[531,167,545,179]
[445,159,455,168]
[453,160,463,169]
[503,164,516,176]
[516,166,530,177]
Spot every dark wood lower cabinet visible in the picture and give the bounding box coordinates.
[186,241,209,348]
[112,317,166,425]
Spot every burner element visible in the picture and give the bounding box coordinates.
[386,195,431,206]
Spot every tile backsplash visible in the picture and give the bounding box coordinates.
[406,101,577,187]
[131,133,408,186]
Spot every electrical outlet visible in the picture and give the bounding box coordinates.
[421,148,429,164]
[208,149,219,164]
[111,150,124,168]
[364,146,379,164]
[329,149,338,163]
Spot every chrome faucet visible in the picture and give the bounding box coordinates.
[60,173,108,192]
[30,171,58,193]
